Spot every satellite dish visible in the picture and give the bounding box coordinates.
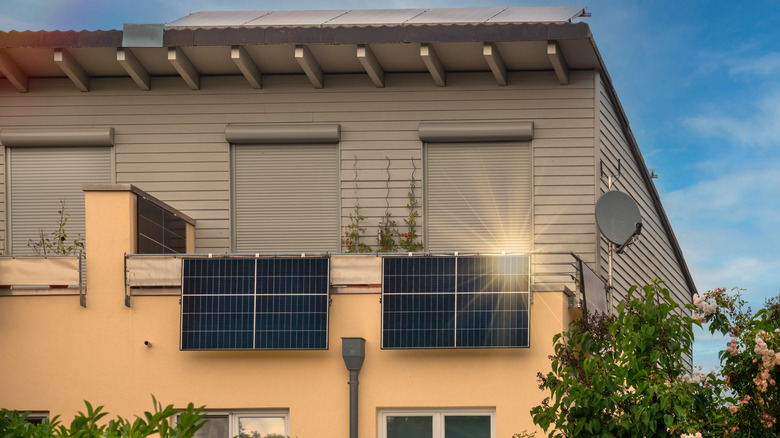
[595,190,642,251]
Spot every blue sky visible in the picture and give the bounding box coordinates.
[2,0,779,370]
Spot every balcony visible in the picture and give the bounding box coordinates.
[2,183,608,318]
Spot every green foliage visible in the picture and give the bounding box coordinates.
[0,396,207,438]
[397,179,423,252]
[343,204,371,253]
[696,288,780,437]
[531,281,727,437]
[27,200,84,256]
[376,211,399,253]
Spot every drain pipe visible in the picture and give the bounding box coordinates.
[341,337,366,438]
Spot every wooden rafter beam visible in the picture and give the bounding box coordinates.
[547,41,569,85]
[168,47,200,90]
[294,45,323,89]
[231,45,262,89]
[483,43,507,86]
[420,43,445,87]
[357,44,384,88]
[116,48,150,91]
[0,49,29,92]
[54,48,89,92]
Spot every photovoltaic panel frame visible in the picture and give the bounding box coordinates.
[181,257,329,350]
[382,255,530,349]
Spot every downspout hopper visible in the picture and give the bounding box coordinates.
[341,337,366,438]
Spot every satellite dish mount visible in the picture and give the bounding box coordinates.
[595,162,643,312]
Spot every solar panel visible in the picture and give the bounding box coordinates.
[382,255,530,349]
[181,257,329,350]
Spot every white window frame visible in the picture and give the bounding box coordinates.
[178,409,289,438]
[378,408,496,438]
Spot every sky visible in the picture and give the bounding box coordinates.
[2,0,779,370]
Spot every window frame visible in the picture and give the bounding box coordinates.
[178,409,289,438]
[378,408,496,438]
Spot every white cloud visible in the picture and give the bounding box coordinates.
[683,88,780,148]
[664,165,780,304]
[728,52,780,78]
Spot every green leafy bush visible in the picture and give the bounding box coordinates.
[0,396,206,438]
[531,281,727,437]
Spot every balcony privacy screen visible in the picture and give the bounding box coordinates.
[137,196,187,254]
[180,257,329,350]
[382,255,530,349]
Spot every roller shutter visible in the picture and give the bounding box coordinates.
[233,144,339,253]
[9,147,112,254]
[425,142,531,252]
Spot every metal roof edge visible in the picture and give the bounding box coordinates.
[0,21,590,48]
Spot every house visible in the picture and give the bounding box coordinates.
[0,7,696,437]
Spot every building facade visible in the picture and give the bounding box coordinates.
[0,7,695,437]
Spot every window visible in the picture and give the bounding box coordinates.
[425,142,531,253]
[379,409,495,438]
[228,124,341,253]
[19,412,49,425]
[183,410,288,438]
[7,146,112,255]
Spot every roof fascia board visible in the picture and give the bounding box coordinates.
[0,22,591,49]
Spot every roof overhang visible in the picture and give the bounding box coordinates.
[0,7,596,91]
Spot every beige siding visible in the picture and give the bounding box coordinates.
[595,72,692,306]
[531,72,597,291]
[1,70,595,255]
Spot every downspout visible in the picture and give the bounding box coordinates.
[341,337,366,438]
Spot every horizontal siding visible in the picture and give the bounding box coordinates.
[2,70,595,257]
[596,73,691,309]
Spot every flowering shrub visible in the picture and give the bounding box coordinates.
[531,281,728,437]
[693,288,780,437]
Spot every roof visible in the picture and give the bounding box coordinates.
[0,6,596,79]
[165,7,588,27]
[0,6,697,296]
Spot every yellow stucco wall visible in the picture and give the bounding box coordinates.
[0,189,576,437]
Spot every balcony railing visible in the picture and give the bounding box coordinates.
[0,255,85,305]
[123,251,608,313]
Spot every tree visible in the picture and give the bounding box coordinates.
[531,281,727,437]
